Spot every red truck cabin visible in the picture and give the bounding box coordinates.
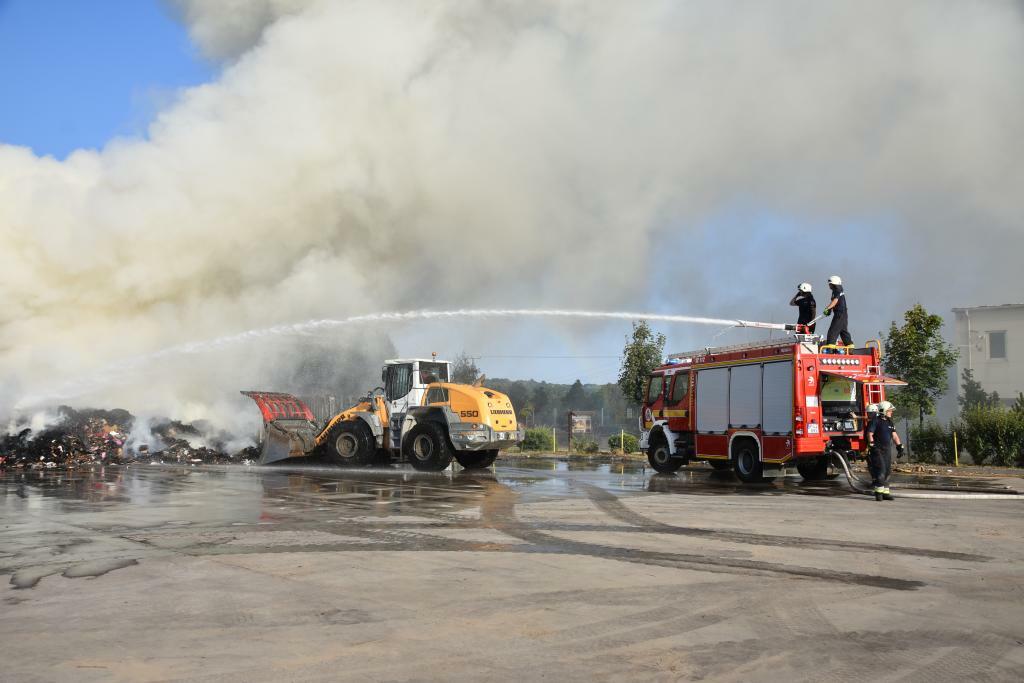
[639,336,905,483]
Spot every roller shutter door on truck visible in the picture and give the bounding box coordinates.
[696,367,729,433]
[729,364,762,429]
[762,361,794,435]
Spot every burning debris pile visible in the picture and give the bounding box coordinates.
[0,407,257,470]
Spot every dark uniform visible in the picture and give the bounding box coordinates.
[825,284,852,346]
[866,414,896,490]
[790,291,817,333]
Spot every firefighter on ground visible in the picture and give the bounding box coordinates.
[864,403,879,434]
[866,401,904,501]
[789,282,816,333]
[822,275,852,347]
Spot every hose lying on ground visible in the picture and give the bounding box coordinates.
[829,451,1021,500]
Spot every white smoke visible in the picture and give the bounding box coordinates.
[1,0,1022,430]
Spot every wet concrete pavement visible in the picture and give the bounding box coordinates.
[2,459,1023,681]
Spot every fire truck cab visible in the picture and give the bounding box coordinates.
[638,335,906,483]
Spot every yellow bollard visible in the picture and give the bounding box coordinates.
[552,427,556,453]
[953,431,959,467]
[620,429,625,455]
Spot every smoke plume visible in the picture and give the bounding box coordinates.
[1,0,1022,432]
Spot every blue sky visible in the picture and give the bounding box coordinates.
[0,0,214,158]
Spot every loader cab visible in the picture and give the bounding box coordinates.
[382,359,451,409]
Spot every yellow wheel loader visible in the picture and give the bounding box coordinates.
[242,358,523,471]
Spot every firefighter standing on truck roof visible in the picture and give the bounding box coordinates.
[867,401,903,501]
[822,275,852,346]
[789,283,816,333]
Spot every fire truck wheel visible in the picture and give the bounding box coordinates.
[732,439,773,483]
[647,437,683,474]
[326,420,375,467]
[796,457,832,481]
[404,422,454,471]
[454,450,499,469]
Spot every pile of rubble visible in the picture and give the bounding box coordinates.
[0,407,257,470]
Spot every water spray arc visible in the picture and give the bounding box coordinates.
[14,308,797,409]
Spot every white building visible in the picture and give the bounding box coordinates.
[952,304,1024,406]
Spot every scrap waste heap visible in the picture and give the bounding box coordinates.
[0,407,258,470]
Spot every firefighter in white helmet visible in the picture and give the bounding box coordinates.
[822,275,853,347]
[789,283,817,333]
[866,401,903,501]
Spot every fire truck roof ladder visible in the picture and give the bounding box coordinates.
[667,338,797,361]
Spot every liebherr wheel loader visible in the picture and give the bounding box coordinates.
[242,358,524,471]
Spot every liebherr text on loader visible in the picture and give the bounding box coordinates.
[243,358,524,471]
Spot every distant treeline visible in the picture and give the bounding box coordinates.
[484,378,635,431]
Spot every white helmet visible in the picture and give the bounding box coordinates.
[798,282,812,293]
[828,275,842,286]
[879,401,894,413]
[866,403,879,414]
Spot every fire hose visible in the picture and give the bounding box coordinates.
[829,450,1020,500]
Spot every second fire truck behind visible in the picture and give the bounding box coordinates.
[639,334,906,482]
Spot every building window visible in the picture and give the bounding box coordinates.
[989,331,1007,359]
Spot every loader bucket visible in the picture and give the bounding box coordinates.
[241,391,320,465]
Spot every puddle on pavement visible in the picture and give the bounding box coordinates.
[3,460,1004,593]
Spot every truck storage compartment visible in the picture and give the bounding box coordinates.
[729,364,762,429]
[762,361,793,435]
[696,367,729,433]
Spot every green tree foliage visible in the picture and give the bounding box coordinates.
[451,352,480,384]
[608,432,640,454]
[1014,393,1024,414]
[959,368,1001,412]
[531,384,552,423]
[573,437,599,454]
[882,304,959,428]
[521,427,554,451]
[618,320,666,404]
[563,380,586,410]
[908,422,956,464]
[960,406,1024,467]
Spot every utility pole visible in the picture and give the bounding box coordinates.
[567,410,574,454]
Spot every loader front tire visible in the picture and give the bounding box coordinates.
[454,450,498,469]
[326,420,374,467]
[404,422,454,471]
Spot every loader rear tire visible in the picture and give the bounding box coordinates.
[454,450,498,469]
[326,420,374,467]
[404,422,454,471]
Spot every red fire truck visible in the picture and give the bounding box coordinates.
[638,334,906,482]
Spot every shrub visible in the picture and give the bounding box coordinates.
[573,437,599,454]
[960,406,1024,467]
[909,422,954,464]
[521,427,554,452]
[608,432,640,454]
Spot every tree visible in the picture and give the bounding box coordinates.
[451,352,480,384]
[617,320,666,404]
[532,384,552,424]
[959,368,1001,412]
[563,380,586,410]
[882,304,959,429]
